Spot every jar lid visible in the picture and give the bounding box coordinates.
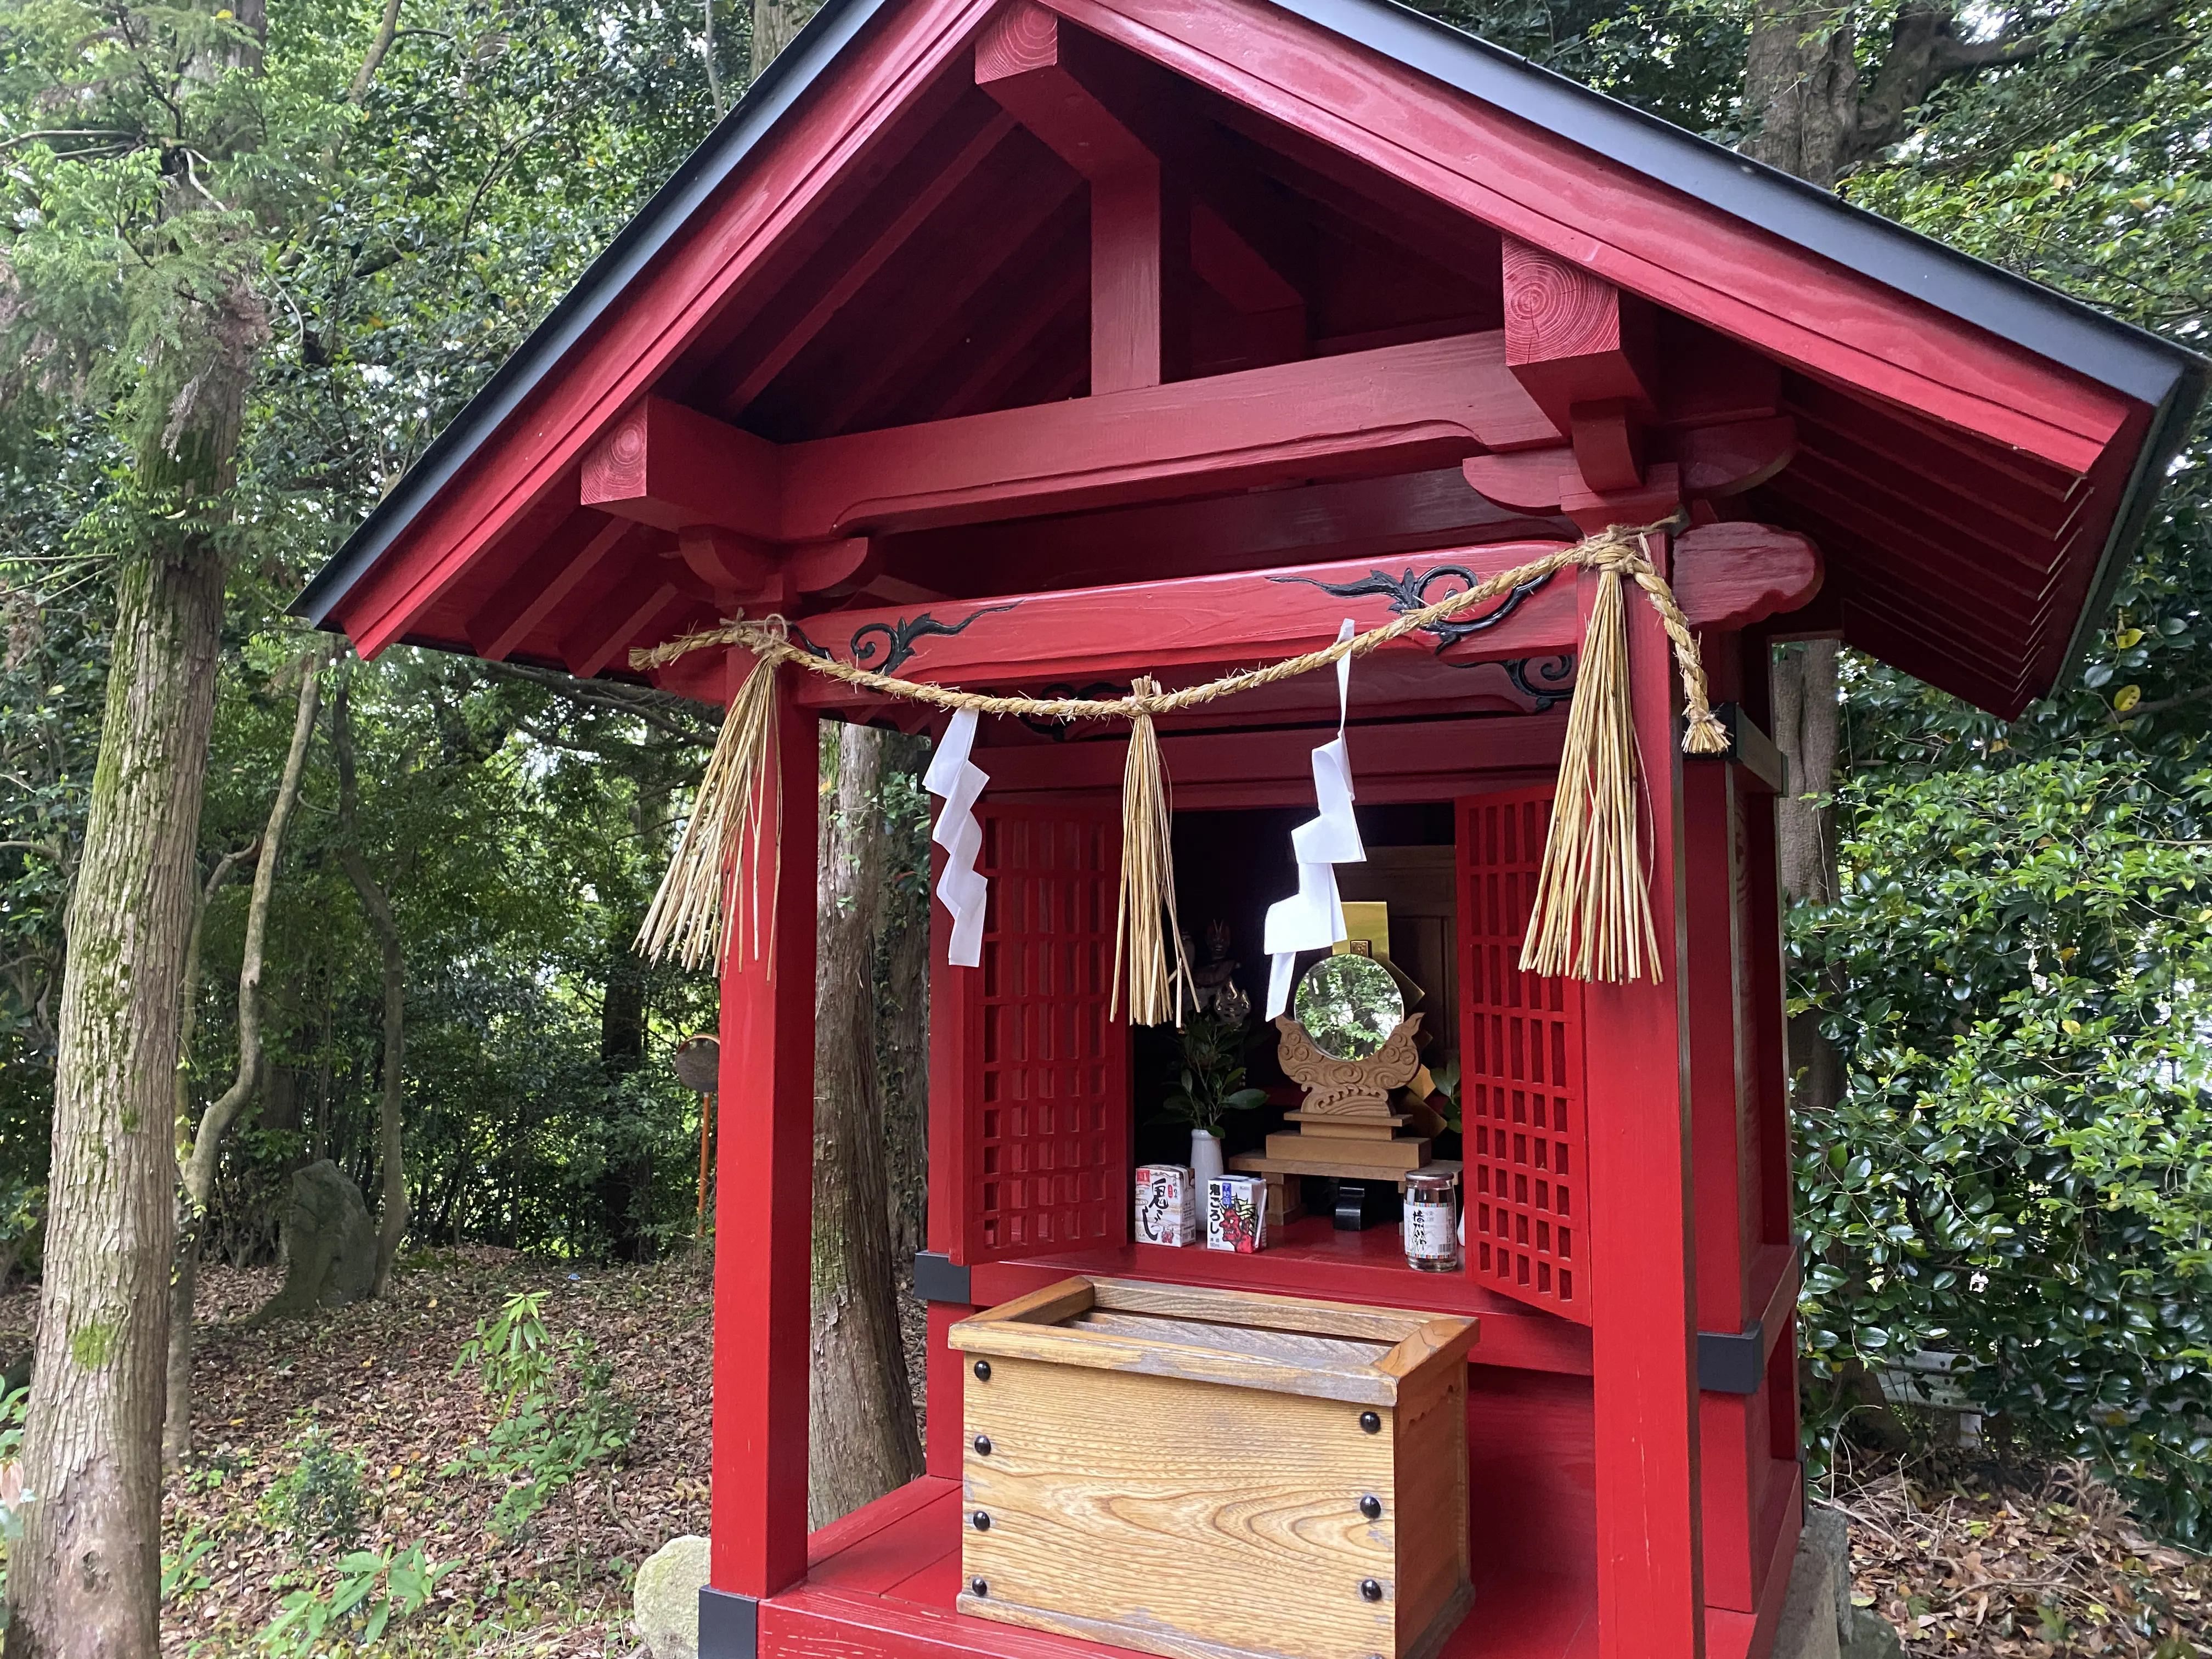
[1404,1169,1458,1194]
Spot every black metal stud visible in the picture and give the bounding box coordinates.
[1359,1494,1383,1519]
[971,1578,990,1598]
[974,1359,992,1381]
[1359,1410,1381,1434]
[974,1434,994,1456]
[1360,1580,1384,1602]
[972,1510,992,1532]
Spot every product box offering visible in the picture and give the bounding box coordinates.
[1135,1164,1198,1246]
[1205,1173,1269,1253]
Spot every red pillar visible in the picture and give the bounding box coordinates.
[712,655,819,1599]
[1581,546,1705,1659]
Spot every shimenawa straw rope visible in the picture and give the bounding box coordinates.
[633,518,1726,991]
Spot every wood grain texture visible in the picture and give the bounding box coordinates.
[959,1354,1469,1659]
[1090,1277,1463,1346]
[950,1309,1404,1406]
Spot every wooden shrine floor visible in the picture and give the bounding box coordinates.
[759,1475,1600,1659]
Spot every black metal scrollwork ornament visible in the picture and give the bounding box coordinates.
[1502,654,1577,711]
[846,603,1020,675]
[1267,563,1555,652]
[1017,682,1131,741]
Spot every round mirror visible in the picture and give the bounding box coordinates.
[1293,953,1405,1060]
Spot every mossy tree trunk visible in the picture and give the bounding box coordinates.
[9,550,225,1658]
[809,724,924,1528]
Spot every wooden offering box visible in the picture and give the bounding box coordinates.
[949,1277,1478,1659]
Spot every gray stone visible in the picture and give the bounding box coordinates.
[249,1160,378,1324]
[1773,1505,1848,1659]
[634,1534,710,1659]
[1842,1606,1909,1659]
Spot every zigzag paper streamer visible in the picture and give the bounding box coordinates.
[923,706,990,967]
[1262,619,1367,1018]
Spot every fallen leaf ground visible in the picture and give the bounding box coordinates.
[1,1254,2198,1657]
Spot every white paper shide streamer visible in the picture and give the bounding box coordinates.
[923,706,990,967]
[1262,619,1366,1018]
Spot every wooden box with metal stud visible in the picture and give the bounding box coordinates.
[950,1277,1479,1659]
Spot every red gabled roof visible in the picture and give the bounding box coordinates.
[298,0,2203,718]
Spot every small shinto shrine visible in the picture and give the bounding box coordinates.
[298,2,2205,1657]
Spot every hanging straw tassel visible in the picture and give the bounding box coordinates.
[1520,557,1663,983]
[1111,678,1194,1026]
[637,651,783,972]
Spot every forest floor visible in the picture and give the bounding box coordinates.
[0,1251,2200,1657]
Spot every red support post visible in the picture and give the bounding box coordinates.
[1580,541,1705,1659]
[711,654,820,1599]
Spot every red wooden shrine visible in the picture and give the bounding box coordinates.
[299,1,2203,1656]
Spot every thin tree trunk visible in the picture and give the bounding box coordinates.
[9,548,224,1659]
[809,724,923,1527]
[162,656,320,1464]
[332,664,409,1299]
[1740,0,1859,188]
[751,0,820,78]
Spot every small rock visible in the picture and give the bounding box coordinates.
[634,1534,710,1659]
[1842,1606,1907,1659]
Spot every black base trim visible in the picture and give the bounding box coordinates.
[1697,1319,1767,1395]
[914,1249,971,1305]
[1684,702,1787,795]
[699,1587,759,1659]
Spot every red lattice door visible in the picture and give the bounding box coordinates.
[940,802,1128,1265]
[1455,787,1590,1323]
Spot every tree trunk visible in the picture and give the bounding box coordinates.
[332,664,409,1299]
[9,549,225,1659]
[596,954,650,1262]
[874,733,930,1260]
[163,656,320,1464]
[751,0,820,77]
[1739,0,1858,188]
[809,724,924,1528]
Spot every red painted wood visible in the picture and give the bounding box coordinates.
[566,580,685,678]
[1568,402,1645,495]
[935,801,1128,1263]
[928,257,1090,421]
[1683,755,1748,1335]
[713,658,819,1599]
[780,329,1558,538]
[923,1301,972,1479]
[337,0,1007,656]
[808,1486,963,1596]
[467,512,636,661]
[972,1212,1596,1376]
[1039,0,2131,471]
[1676,417,1796,500]
[726,113,1019,417]
[878,467,1567,597]
[1573,546,1703,1659]
[1463,447,1577,512]
[1456,787,1590,1323]
[1502,237,1655,438]
[771,1488,1602,1659]
[1467,1367,1598,1585]
[783,526,1815,706]
[583,393,781,536]
[808,1476,960,1573]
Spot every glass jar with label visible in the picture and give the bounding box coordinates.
[1402,1169,1462,1272]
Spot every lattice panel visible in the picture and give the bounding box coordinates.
[962,804,1127,1260]
[1455,788,1590,1323]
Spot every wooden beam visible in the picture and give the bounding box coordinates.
[876,465,1570,595]
[581,396,780,538]
[927,253,1090,420]
[466,512,636,661]
[780,523,1818,697]
[718,112,1018,419]
[785,329,1559,535]
[975,3,1184,391]
[563,579,684,678]
[712,662,817,1598]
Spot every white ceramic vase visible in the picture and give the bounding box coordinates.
[1190,1128,1226,1188]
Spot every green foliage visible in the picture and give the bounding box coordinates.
[445,1291,634,1538]
[263,1425,368,1553]
[1159,1011,1269,1138]
[260,1542,454,1656]
[162,1526,217,1605]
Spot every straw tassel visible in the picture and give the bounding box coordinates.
[637,651,783,972]
[1111,678,1194,1026]
[1520,561,1663,983]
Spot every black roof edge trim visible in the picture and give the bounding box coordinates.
[291,0,886,627]
[1289,0,2202,407]
[2048,360,2209,702]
